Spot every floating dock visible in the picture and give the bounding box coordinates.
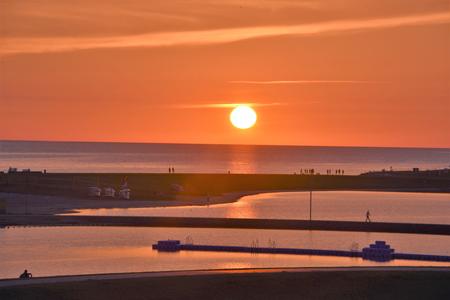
[153,240,450,263]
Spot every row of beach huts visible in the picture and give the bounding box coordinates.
[87,178,131,200]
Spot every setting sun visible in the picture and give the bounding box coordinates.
[230,105,257,129]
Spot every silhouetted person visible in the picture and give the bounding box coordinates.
[19,269,32,279]
[168,167,171,173]
[365,210,371,223]
[172,167,175,173]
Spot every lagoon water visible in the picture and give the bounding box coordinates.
[1,226,449,279]
[1,140,450,174]
[1,191,450,279]
[76,191,450,225]
[0,227,450,278]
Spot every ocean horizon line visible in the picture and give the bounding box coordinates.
[1,139,449,151]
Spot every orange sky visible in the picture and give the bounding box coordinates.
[1,0,449,147]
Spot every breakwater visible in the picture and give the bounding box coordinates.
[1,215,450,235]
[153,240,450,263]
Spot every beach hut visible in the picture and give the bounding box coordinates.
[87,186,101,197]
[103,187,116,198]
[119,176,131,199]
[119,188,131,200]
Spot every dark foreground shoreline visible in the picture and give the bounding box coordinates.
[1,268,449,300]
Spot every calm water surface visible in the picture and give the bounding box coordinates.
[1,140,449,174]
[1,227,449,279]
[76,191,450,224]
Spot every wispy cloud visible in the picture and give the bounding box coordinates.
[2,11,449,56]
[172,102,285,109]
[229,80,385,85]
[212,0,320,10]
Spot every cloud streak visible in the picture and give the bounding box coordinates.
[229,80,385,84]
[173,102,285,109]
[1,11,449,56]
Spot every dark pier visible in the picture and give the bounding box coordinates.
[152,240,450,263]
[1,215,450,235]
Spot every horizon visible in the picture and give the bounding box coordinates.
[2,138,450,150]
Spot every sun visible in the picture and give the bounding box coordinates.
[230,105,257,129]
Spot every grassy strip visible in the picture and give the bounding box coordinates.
[2,172,449,199]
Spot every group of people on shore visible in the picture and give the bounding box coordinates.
[294,169,346,175]
[299,168,316,175]
[326,169,344,175]
[167,167,346,175]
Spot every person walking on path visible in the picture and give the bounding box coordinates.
[365,210,371,223]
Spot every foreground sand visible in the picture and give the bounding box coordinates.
[0,267,449,299]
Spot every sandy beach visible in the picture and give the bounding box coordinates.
[0,191,256,215]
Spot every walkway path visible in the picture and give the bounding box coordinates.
[1,267,449,288]
[2,215,450,235]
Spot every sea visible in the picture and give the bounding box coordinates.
[1,140,449,174]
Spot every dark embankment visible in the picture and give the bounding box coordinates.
[1,270,449,300]
[2,215,450,235]
[1,172,449,199]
